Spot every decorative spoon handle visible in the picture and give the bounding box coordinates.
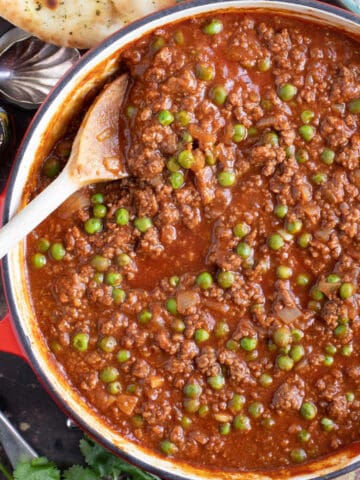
[0,410,37,468]
[0,168,77,260]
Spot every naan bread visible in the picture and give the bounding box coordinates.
[0,0,176,48]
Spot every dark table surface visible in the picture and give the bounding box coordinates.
[0,1,359,479]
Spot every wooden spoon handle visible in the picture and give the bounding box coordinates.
[0,169,77,260]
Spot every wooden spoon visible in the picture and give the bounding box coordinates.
[0,74,128,260]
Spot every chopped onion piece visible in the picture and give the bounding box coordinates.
[278,306,302,323]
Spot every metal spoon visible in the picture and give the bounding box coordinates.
[0,73,129,259]
[0,410,37,468]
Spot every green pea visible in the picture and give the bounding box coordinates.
[183,398,200,413]
[291,328,304,342]
[176,110,191,127]
[196,272,213,289]
[184,383,202,398]
[287,220,303,234]
[348,97,360,113]
[274,204,288,219]
[126,384,137,394]
[312,172,327,185]
[117,349,131,363]
[158,109,174,126]
[93,272,104,284]
[169,275,180,287]
[205,150,217,165]
[248,126,258,137]
[276,265,293,279]
[181,131,193,143]
[105,272,122,287]
[100,366,119,383]
[262,131,279,147]
[166,298,177,315]
[232,124,247,143]
[278,83,297,101]
[195,63,215,81]
[325,344,337,355]
[300,401,317,420]
[226,339,238,351]
[138,309,153,324]
[194,328,210,343]
[240,337,258,352]
[173,29,184,44]
[321,148,335,165]
[248,402,264,419]
[108,381,122,395]
[115,207,129,226]
[116,253,131,267]
[84,218,102,234]
[72,333,89,352]
[273,327,291,347]
[290,344,305,362]
[298,429,311,443]
[134,217,153,233]
[177,150,194,169]
[259,373,273,387]
[219,422,231,435]
[298,233,312,248]
[202,18,223,35]
[112,288,126,305]
[207,375,225,390]
[339,282,354,299]
[172,319,185,333]
[346,392,355,402]
[327,273,341,284]
[169,171,184,189]
[217,271,235,289]
[301,110,315,124]
[257,57,271,72]
[323,355,334,367]
[160,440,178,456]
[277,355,294,371]
[268,234,284,251]
[198,405,210,417]
[261,417,275,428]
[296,148,309,164]
[218,170,236,187]
[236,242,252,258]
[91,193,104,204]
[233,222,250,238]
[36,237,50,253]
[299,125,315,142]
[334,324,349,339]
[215,321,230,338]
[261,98,272,111]
[132,414,144,427]
[91,255,110,272]
[125,105,136,118]
[233,414,251,431]
[341,344,353,357]
[151,36,165,52]
[209,85,228,105]
[50,242,66,260]
[181,416,192,428]
[321,417,335,432]
[98,336,117,353]
[290,448,307,463]
[31,253,46,269]
[311,287,324,301]
[296,274,310,287]
[228,394,245,412]
[285,145,295,158]
[93,204,107,218]
[167,157,180,172]
[268,339,277,352]
[42,156,61,178]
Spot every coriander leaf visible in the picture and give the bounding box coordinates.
[14,457,60,480]
[63,465,99,480]
[80,438,160,480]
